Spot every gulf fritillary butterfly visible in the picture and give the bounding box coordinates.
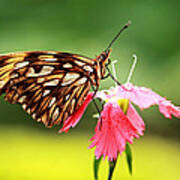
[0,22,130,128]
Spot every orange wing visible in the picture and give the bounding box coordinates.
[0,51,96,127]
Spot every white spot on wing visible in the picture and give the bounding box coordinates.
[44,79,59,86]
[37,118,41,122]
[65,94,70,101]
[32,113,36,119]
[83,65,93,72]
[37,77,45,83]
[27,108,31,114]
[22,104,27,110]
[75,60,85,66]
[0,80,6,88]
[43,58,57,62]
[61,73,80,86]
[63,63,73,68]
[48,97,56,107]
[15,61,29,69]
[26,66,54,77]
[18,96,26,103]
[76,77,87,85]
[11,73,19,79]
[43,89,51,97]
[52,106,59,121]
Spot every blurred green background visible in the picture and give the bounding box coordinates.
[0,0,179,179]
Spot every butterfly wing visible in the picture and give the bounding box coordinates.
[0,51,96,127]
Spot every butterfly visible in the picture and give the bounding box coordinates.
[0,22,130,128]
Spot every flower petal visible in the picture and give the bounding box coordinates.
[116,83,165,109]
[158,100,180,119]
[89,101,144,161]
[117,83,180,119]
[127,103,145,136]
[59,93,93,133]
[96,87,115,101]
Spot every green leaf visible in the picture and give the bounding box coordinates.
[125,143,133,175]
[94,156,102,180]
[108,159,117,180]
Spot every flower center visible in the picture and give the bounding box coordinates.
[117,99,129,114]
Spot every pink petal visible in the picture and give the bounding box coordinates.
[89,101,144,161]
[117,83,180,119]
[116,83,165,109]
[96,87,115,100]
[158,100,180,119]
[127,103,145,136]
[59,93,93,133]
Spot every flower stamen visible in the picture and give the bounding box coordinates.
[126,54,137,83]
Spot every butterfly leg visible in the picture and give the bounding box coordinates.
[106,66,121,85]
[90,84,103,130]
[92,98,103,131]
[102,72,110,79]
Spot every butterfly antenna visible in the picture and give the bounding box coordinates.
[105,20,131,51]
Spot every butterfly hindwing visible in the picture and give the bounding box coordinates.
[0,51,93,127]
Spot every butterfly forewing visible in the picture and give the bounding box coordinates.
[0,51,94,127]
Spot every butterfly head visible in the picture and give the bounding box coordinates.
[96,49,112,79]
[98,49,111,63]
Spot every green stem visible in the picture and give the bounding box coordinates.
[108,159,117,180]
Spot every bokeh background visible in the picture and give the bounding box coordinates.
[0,0,179,179]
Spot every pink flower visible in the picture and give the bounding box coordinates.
[98,82,180,118]
[59,93,93,133]
[89,101,145,161]
[90,83,180,160]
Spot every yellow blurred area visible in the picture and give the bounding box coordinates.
[0,126,179,180]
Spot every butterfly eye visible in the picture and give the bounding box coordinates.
[99,54,106,61]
